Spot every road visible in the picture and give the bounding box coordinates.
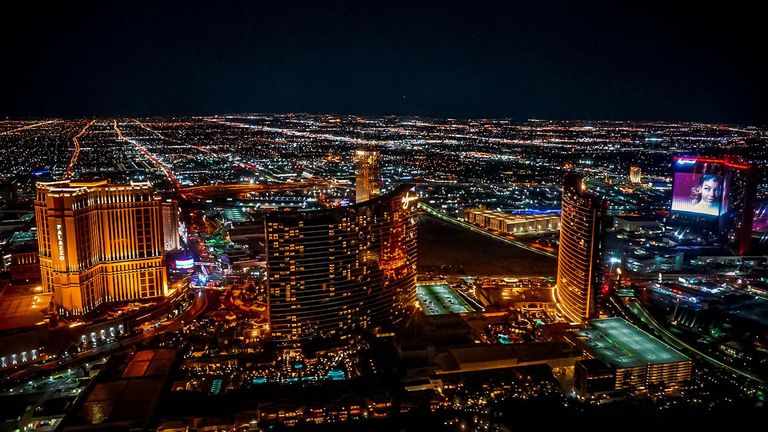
[179,181,330,199]
[0,120,59,136]
[121,119,333,199]
[113,119,182,191]
[205,117,378,146]
[2,288,208,384]
[621,296,766,386]
[132,119,262,175]
[62,120,95,179]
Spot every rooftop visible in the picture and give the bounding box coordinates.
[416,282,474,315]
[60,349,177,430]
[9,230,37,246]
[438,341,580,374]
[577,317,689,368]
[0,292,51,331]
[464,208,560,222]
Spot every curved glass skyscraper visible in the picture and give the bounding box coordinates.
[556,173,607,324]
[265,184,418,348]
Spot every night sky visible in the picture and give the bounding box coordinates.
[2,1,765,124]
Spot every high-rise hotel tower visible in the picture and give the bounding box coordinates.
[35,180,167,316]
[556,173,608,324]
[266,184,418,348]
[354,149,381,203]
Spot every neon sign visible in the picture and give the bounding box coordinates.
[175,258,194,269]
[401,192,418,209]
[56,224,65,261]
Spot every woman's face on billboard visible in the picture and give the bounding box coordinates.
[701,178,719,204]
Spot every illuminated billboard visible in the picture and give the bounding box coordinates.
[670,155,755,255]
[671,173,727,216]
[175,258,194,269]
[671,158,728,217]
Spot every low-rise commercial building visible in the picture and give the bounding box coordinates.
[463,208,560,234]
[573,318,692,398]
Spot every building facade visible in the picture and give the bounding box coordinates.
[463,208,560,234]
[161,199,181,251]
[629,166,642,184]
[3,231,41,284]
[720,158,756,255]
[8,249,40,284]
[556,173,608,324]
[354,150,381,203]
[573,318,692,398]
[669,156,756,255]
[265,184,418,348]
[35,180,167,316]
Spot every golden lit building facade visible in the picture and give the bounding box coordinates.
[463,208,560,234]
[266,184,418,348]
[556,173,608,324]
[35,180,167,316]
[354,149,381,203]
[629,166,642,184]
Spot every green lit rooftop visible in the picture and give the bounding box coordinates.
[577,317,689,368]
[9,230,37,245]
[416,282,474,316]
[222,207,250,223]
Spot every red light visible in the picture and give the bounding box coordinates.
[673,155,750,170]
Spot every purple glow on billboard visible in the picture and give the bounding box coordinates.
[754,205,768,232]
[671,172,727,216]
[753,217,768,232]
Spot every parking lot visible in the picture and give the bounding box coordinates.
[416,282,474,315]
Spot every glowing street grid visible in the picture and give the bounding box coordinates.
[416,282,474,315]
[578,317,690,368]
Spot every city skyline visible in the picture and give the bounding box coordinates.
[2,2,767,430]
[1,113,766,430]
